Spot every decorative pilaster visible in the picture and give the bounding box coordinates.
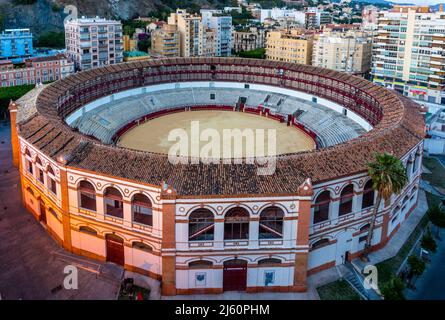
[160,182,177,296]
[9,101,20,168]
[293,178,313,291]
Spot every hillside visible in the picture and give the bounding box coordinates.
[0,0,230,36]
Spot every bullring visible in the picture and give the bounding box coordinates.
[9,57,424,295]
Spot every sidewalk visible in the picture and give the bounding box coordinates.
[354,189,429,269]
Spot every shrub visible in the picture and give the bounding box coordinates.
[407,255,426,277]
[421,230,437,253]
[381,277,405,300]
[428,204,445,229]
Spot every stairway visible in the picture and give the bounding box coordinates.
[344,262,382,300]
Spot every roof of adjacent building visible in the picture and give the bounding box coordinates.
[16,58,425,197]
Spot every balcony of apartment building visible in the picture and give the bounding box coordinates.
[98,27,107,34]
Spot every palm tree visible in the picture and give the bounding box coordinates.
[363,153,408,260]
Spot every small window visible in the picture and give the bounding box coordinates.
[312,97,317,103]
[188,260,213,269]
[244,84,250,89]
[37,168,44,184]
[79,226,97,236]
[311,238,330,249]
[360,224,370,232]
[48,208,58,219]
[258,258,282,265]
[359,235,367,243]
[49,177,57,195]
[27,160,33,175]
[210,93,215,100]
[132,241,153,252]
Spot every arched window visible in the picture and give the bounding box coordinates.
[79,226,97,236]
[313,191,330,224]
[360,223,370,232]
[188,260,213,269]
[132,193,152,226]
[36,156,42,166]
[402,195,409,212]
[413,151,421,173]
[224,207,249,240]
[189,209,214,241]
[47,166,57,195]
[311,238,330,249]
[25,151,33,175]
[362,180,375,209]
[259,206,284,239]
[258,258,282,265]
[339,185,354,216]
[132,241,153,253]
[79,181,96,211]
[104,187,123,218]
[26,187,34,196]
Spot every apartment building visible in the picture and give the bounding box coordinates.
[371,5,445,105]
[168,9,204,57]
[123,35,138,52]
[203,28,217,57]
[0,54,74,88]
[201,10,233,57]
[266,29,313,64]
[65,17,123,71]
[151,24,180,58]
[312,30,373,75]
[232,27,266,53]
[0,29,33,60]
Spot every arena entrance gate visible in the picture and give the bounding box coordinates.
[39,200,47,225]
[223,259,247,291]
[106,234,124,266]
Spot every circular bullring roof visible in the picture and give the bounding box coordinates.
[17,58,425,197]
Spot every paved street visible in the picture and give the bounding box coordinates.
[0,121,120,300]
[405,233,445,300]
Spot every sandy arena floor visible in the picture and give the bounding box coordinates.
[117,110,315,157]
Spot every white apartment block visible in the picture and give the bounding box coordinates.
[312,30,373,75]
[371,5,445,105]
[65,17,123,71]
[201,10,233,57]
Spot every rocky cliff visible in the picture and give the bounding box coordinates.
[0,0,222,35]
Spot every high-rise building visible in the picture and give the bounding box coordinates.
[65,17,123,71]
[201,10,233,57]
[151,24,180,58]
[232,27,266,53]
[203,28,217,57]
[371,5,445,105]
[312,30,373,75]
[0,29,33,60]
[168,9,204,57]
[266,29,313,65]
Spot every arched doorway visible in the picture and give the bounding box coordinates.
[223,259,247,291]
[106,234,124,266]
[39,200,47,225]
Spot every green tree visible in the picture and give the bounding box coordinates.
[364,153,408,258]
[421,229,437,253]
[381,277,405,300]
[407,255,426,277]
[427,204,445,237]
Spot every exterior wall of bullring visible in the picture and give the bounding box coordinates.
[16,132,423,295]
